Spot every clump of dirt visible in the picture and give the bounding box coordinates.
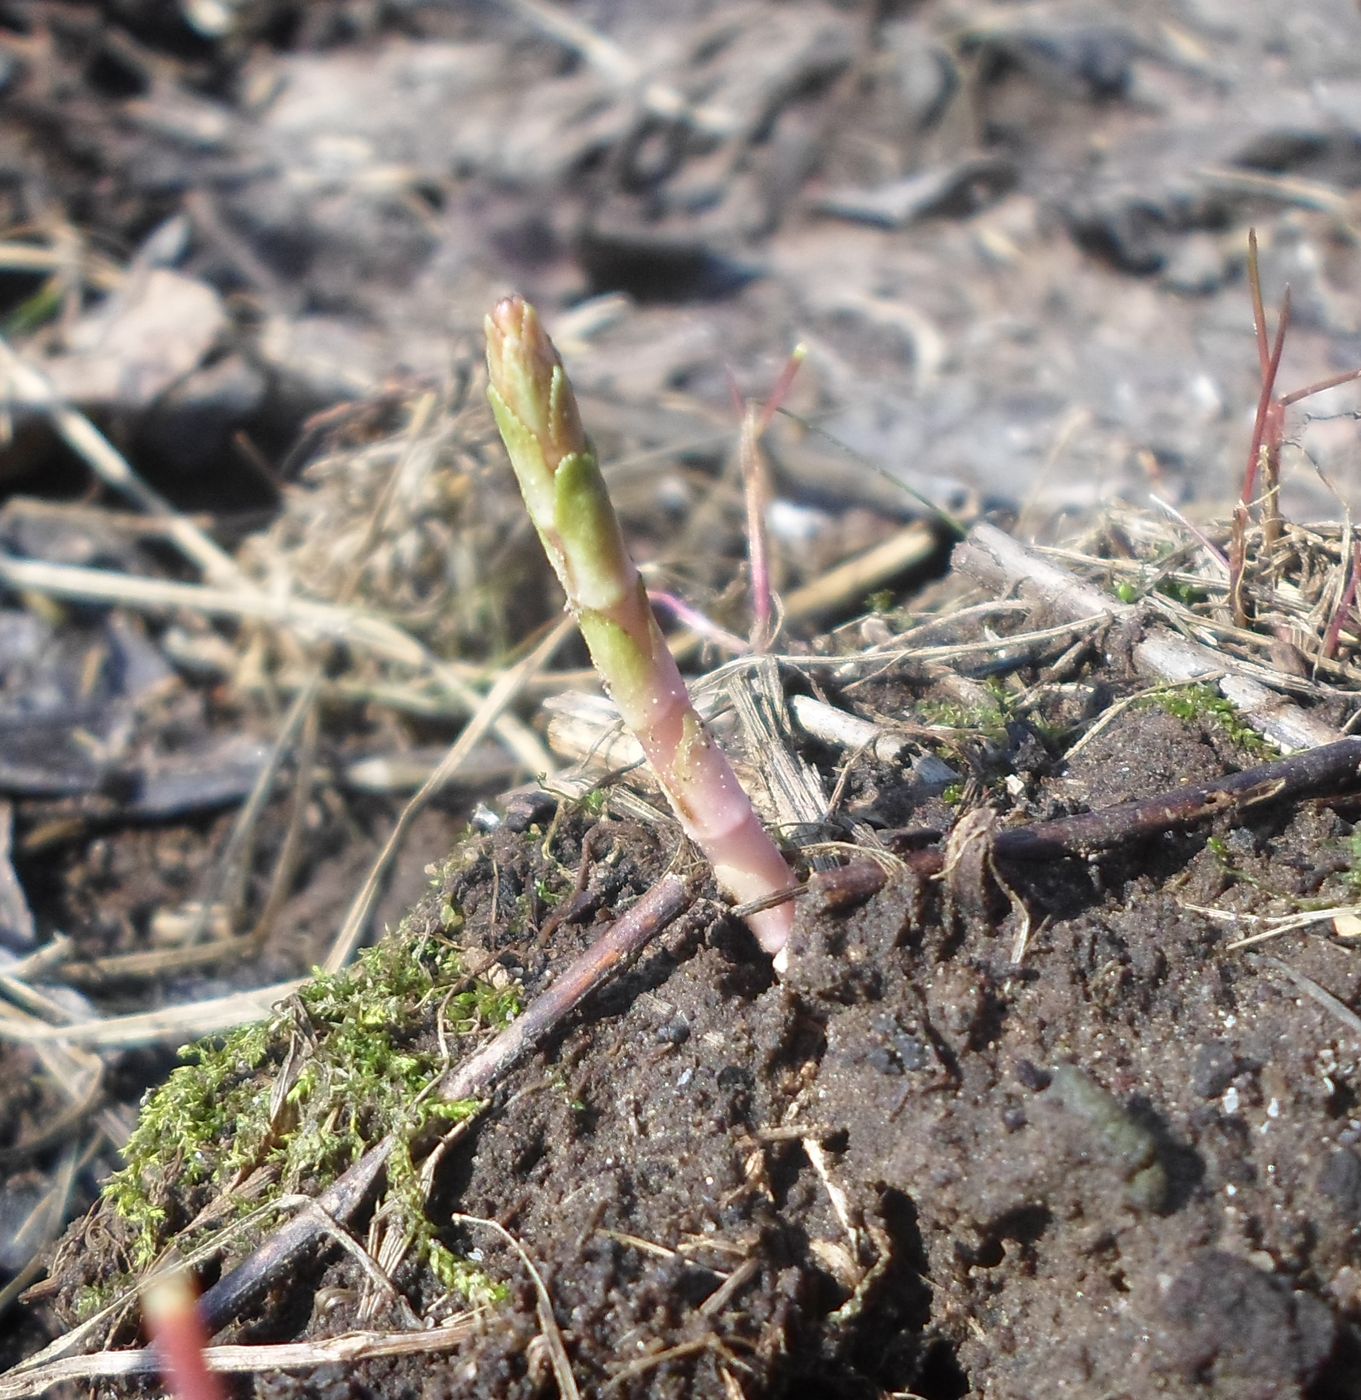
[27,586,1361,1399]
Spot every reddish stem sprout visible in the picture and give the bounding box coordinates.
[1230,231,1361,625]
[143,1269,225,1400]
[741,402,775,651]
[736,345,807,652]
[647,590,750,655]
[485,297,797,955]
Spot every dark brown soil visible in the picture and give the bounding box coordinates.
[30,605,1361,1399]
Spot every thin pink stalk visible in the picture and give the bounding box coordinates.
[1241,286,1291,510]
[738,345,806,652]
[1231,231,1293,623]
[647,589,750,655]
[755,345,808,437]
[143,1268,226,1400]
[1323,537,1361,662]
[740,403,775,651]
[1148,493,1229,574]
[1279,367,1361,409]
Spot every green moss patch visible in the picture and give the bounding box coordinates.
[1140,683,1276,759]
[102,916,521,1302]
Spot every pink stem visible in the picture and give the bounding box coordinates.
[144,1270,226,1400]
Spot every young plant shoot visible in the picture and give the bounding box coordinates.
[142,1268,225,1400]
[485,296,796,955]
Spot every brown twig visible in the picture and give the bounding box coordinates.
[902,735,1361,877]
[994,734,1361,861]
[196,870,694,1337]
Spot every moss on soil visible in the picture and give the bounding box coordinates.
[99,869,520,1304]
[1142,682,1277,760]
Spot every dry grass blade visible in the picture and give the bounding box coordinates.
[1222,906,1361,951]
[0,978,304,1048]
[0,1319,481,1398]
[959,522,1346,751]
[0,550,553,775]
[0,553,427,658]
[905,615,1106,666]
[0,337,241,585]
[1196,166,1356,219]
[0,240,122,288]
[1051,509,1361,689]
[449,1214,580,1400]
[321,615,573,973]
[604,1339,724,1390]
[725,655,830,853]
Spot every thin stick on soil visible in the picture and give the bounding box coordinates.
[195,869,694,1337]
[993,733,1361,862]
[900,734,1361,879]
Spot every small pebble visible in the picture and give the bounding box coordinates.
[1191,1042,1236,1099]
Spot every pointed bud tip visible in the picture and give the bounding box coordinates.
[485,295,560,385]
[143,1269,197,1324]
[489,294,530,336]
